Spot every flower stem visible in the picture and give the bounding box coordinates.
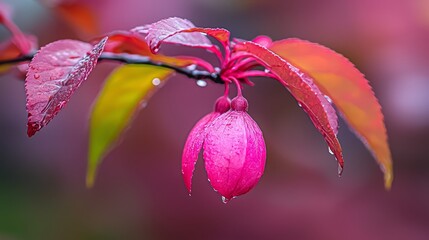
[229,76,242,96]
[223,82,230,97]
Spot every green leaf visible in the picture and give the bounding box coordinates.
[87,64,173,187]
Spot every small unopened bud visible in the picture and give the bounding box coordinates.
[231,96,248,111]
[214,96,231,113]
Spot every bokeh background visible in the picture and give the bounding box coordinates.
[0,0,428,239]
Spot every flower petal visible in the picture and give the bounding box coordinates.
[203,111,266,201]
[182,112,220,193]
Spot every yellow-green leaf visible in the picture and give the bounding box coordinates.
[270,39,393,189]
[87,64,173,187]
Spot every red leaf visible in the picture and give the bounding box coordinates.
[181,27,230,47]
[269,39,393,188]
[101,31,152,55]
[25,37,107,137]
[132,17,230,52]
[99,31,195,67]
[235,41,344,172]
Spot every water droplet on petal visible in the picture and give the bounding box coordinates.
[196,80,207,87]
[34,73,40,79]
[221,196,229,204]
[328,147,334,155]
[264,68,270,73]
[297,103,302,108]
[152,78,161,86]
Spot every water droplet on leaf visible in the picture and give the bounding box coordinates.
[324,95,333,104]
[186,64,197,71]
[196,80,207,87]
[140,101,148,109]
[338,164,343,176]
[152,78,161,86]
[328,147,334,155]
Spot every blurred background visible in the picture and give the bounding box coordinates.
[0,0,428,239]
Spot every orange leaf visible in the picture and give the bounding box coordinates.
[55,3,98,35]
[101,32,195,67]
[0,34,37,73]
[270,39,393,189]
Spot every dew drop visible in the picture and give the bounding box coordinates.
[328,146,334,155]
[264,68,270,73]
[221,196,229,204]
[297,103,302,108]
[186,64,197,71]
[324,95,333,103]
[152,78,161,86]
[338,164,343,176]
[140,101,148,109]
[196,80,207,87]
[34,73,40,79]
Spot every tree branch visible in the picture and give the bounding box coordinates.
[0,52,223,84]
[0,54,34,64]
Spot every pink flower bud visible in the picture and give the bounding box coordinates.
[182,96,266,202]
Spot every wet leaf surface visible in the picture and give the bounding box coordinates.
[25,37,107,136]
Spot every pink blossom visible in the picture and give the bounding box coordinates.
[182,95,266,202]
